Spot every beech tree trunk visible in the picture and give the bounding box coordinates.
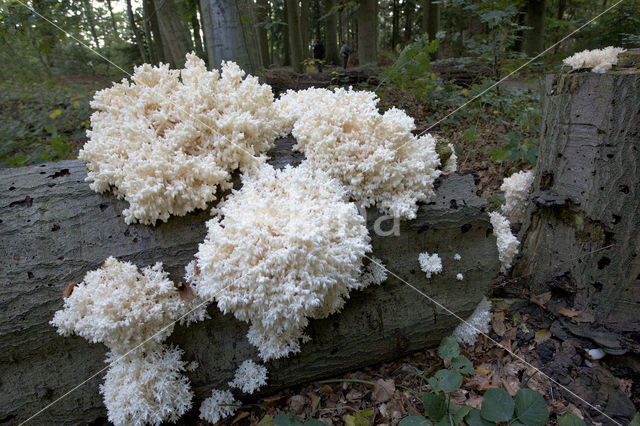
[145,0,165,64]
[357,0,377,65]
[286,0,304,73]
[200,0,259,73]
[300,0,311,59]
[0,141,499,424]
[152,0,193,68]
[256,0,271,68]
[324,0,339,65]
[516,53,640,346]
[126,0,148,63]
[524,0,545,56]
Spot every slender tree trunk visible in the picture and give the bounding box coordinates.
[557,0,567,19]
[188,0,205,59]
[324,0,338,65]
[152,0,193,68]
[524,0,545,56]
[285,0,304,72]
[391,0,399,49]
[126,0,149,62]
[146,0,166,63]
[142,0,156,63]
[82,0,101,49]
[357,0,377,65]
[283,0,291,65]
[105,0,119,37]
[300,0,311,58]
[403,0,414,43]
[256,0,271,68]
[427,0,439,42]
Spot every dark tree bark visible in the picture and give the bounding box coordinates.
[403,0,415,43]
[82,0,101,49]
[146,0,165,63]
[524,0,545,56]
[283,0,291,65]
[516,54,640,348]
[256,0,271,68]
[391,0,400,49]
[142,0,156,63]
[426,0,440,42]
[300,0,311,59]
[126,0,149,62]
[0,143,499,424]
[285,0,304,73]
[324,0,339,65]
[357,0,377,65]
[187,0,205,59]
[152,0,193,68]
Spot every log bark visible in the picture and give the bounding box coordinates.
[515,61,640,347]
[0,140,499,424]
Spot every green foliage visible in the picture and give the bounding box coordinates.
[260,414,327,426]
[344,408,374,426]
[399,337,549,426]
[556,413,587,426]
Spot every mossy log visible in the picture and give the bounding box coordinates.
[0,141,499,424]
[515,58,640,352]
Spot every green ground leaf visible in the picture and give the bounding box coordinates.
[398,416,433,425]
[274,414,299,426]
[514,388,548,426]
[437,336,460,359]
[429,370,463,393]
[556,413,586,426]
[451,355,475,375]
[481,388,514,422]
[466,409,495,426]
[422,392,447,421]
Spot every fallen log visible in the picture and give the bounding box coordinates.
[515,51,640,353]
[0,141,499,424]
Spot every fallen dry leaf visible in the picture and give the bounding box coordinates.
[558,307,581,318]
[62,281,78,299]
[493,311,506,336]
[531,292,552,309]
[534,329,551,344]
[175,281,195,301]
[372,379,395,403]
[232,411,250,424]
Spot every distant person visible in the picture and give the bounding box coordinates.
[313,40,325,73]
[339,42,352,70]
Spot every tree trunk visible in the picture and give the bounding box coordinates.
[188,0,205,59]
[426,0,439,42]
[524,0,545,56]
[391,0,399,50]
[256,0,271,68]
[126,0,149,63]
[403,0,414,43]
[145,0,165,63]
[105,0,119,37]
[357,0,377,65]
[199,0,259,73]
[300,0,311,59]
[285,0,304,73]
[0,141,499,424]
[283,0,291,65]
[142,0,156,63]
[324,0,339,65]
[82,0,101,49]
[152,0,193,68]
[516,54,640,349]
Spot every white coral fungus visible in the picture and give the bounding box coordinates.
[50,256,202,353]
[500,170,534,223]
[489,212,520,273]
[101,345,193,426]
[562,46,626,73]
[274,87,441,219]
[361,257,388,286]
[80,53,285,225]
[456,273,464,281]
[418,252,442,278]
[188,164,371,360]
[199,389,239,424]
[453,298,492,346]
[228,360,268,394]
[453,253,461,261]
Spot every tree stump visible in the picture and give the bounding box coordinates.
[0,141,499,424]
[515,55,640,352]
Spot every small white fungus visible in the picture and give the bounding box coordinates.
[199,389,239,424]
[562,46,626,73]
[361,257,388,286]
[453,298,492,346]
[489,212,520,273]
[228,360,268,394]
[418,252,442,278]
[453,253,461,261]
[500,170,534,223]
[456,273,464,281]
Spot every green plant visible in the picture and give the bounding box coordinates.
[399,337,549,426]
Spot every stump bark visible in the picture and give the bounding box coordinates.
[515,60,640,352]
[0,141,499,424]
